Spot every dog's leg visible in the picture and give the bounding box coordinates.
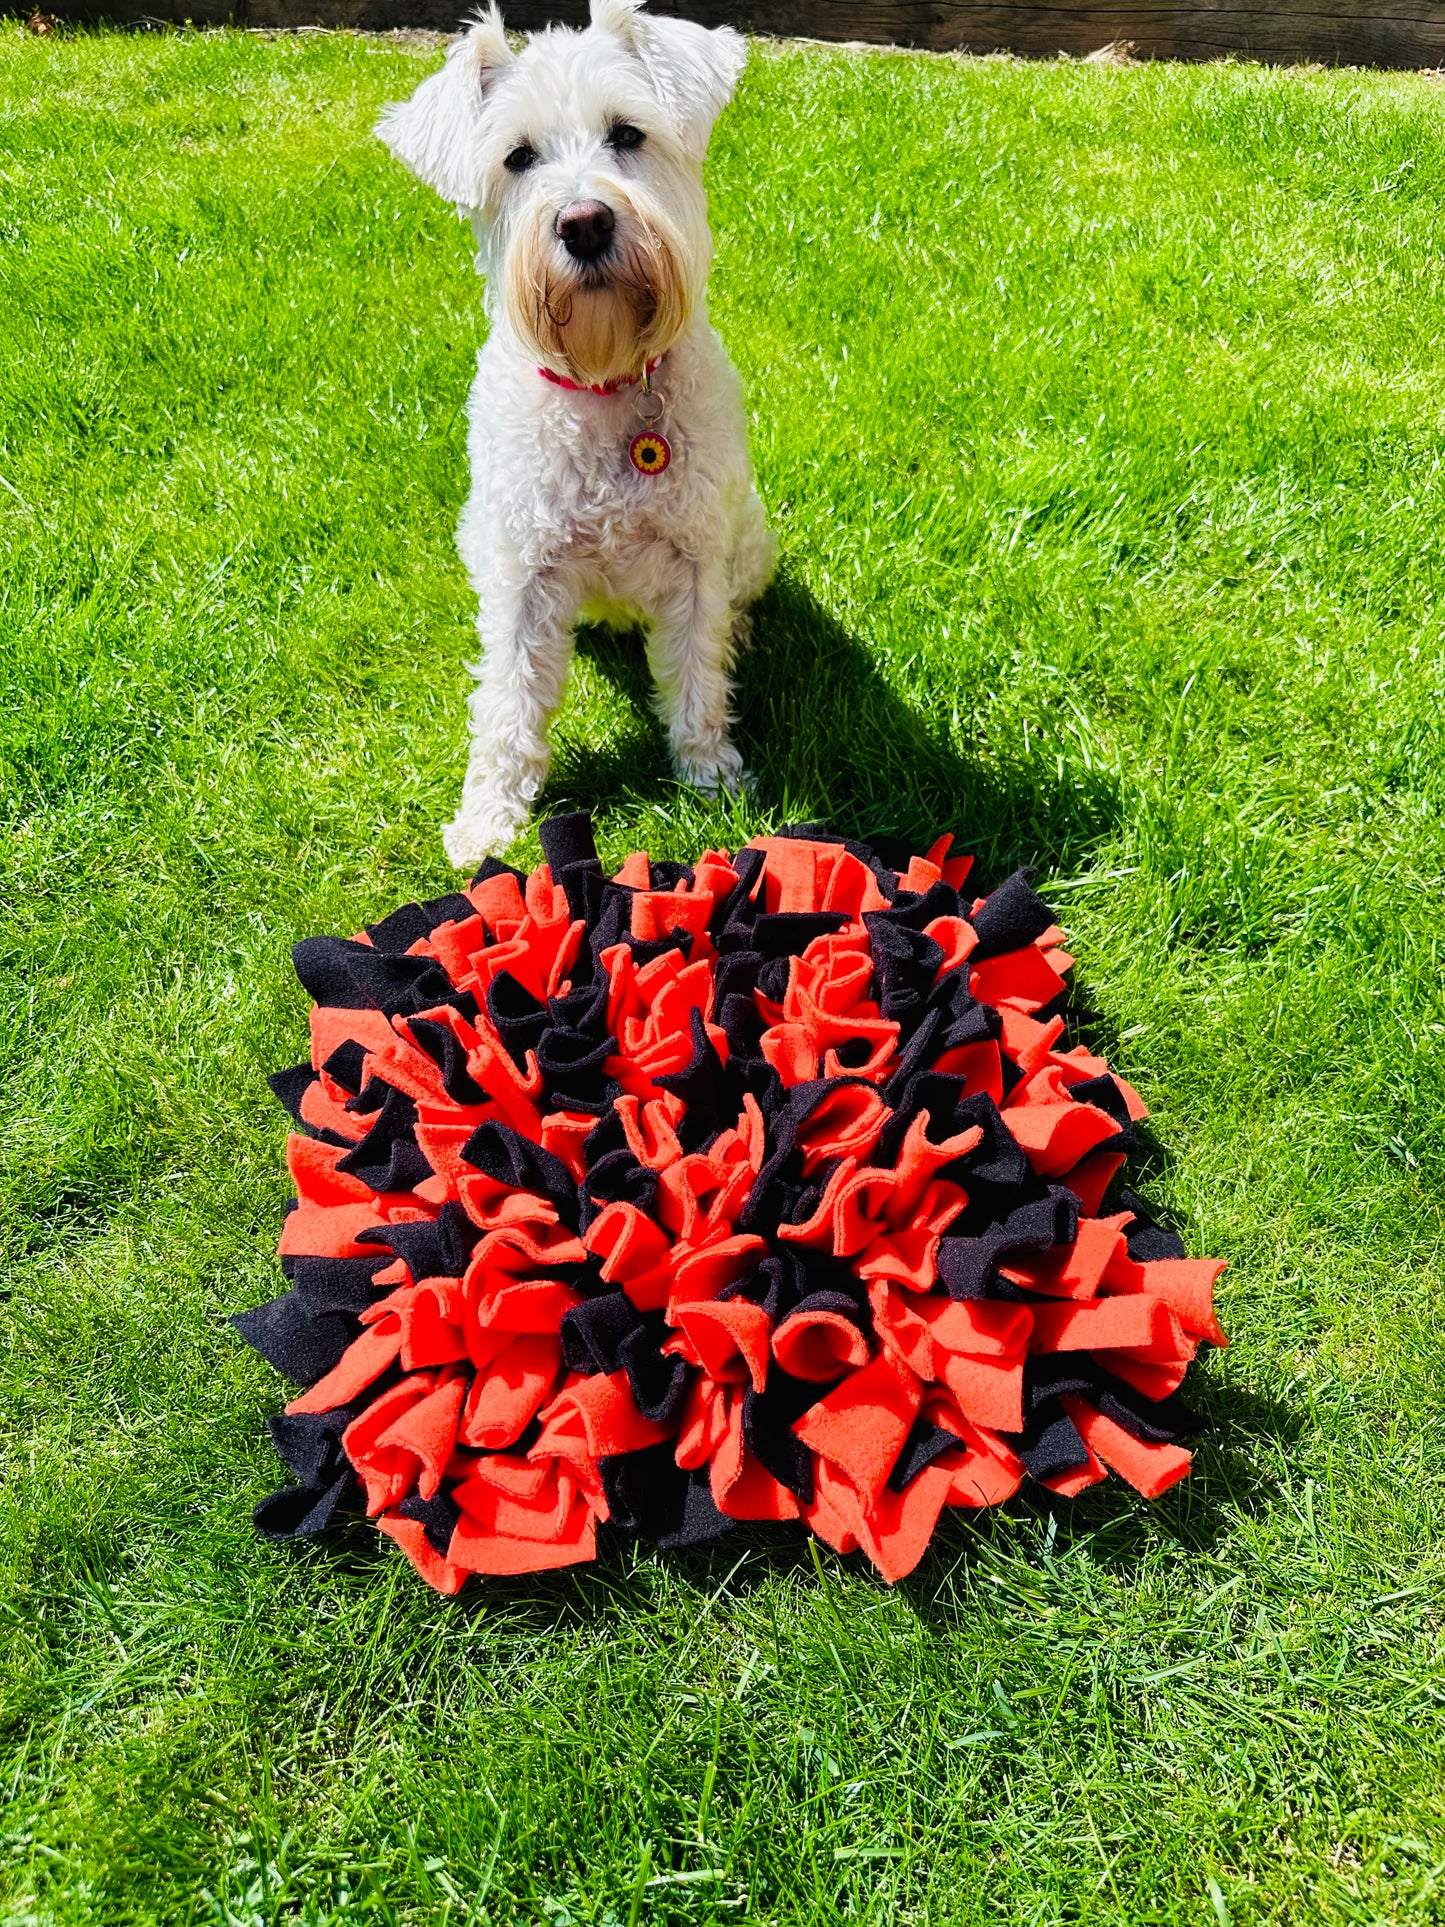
[645,553,746,795]
[443,570,576,868]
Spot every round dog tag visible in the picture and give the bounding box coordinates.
[629,431,672,476]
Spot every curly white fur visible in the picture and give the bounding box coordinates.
[377,0,775,866]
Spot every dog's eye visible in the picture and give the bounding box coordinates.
[504,143,538,174]
[607,121,646,153]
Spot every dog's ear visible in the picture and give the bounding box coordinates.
[589,0,747,157]
[376,7,513,207]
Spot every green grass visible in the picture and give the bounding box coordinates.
[3,21,1445,1924]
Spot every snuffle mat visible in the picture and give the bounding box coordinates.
[236,814,1225,1591]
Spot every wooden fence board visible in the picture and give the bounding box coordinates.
[36,0,1445,70]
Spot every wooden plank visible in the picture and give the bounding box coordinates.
[46,0,1445,70]
[480,1,1445,65]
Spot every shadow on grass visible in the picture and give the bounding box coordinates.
[550,573,1121,888]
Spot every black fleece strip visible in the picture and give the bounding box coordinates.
[864,914,946,1031]
[875,880,958,934]
[743,1378,822,1503]
[599,1442,689,1538]
[232,1294,360,1387]
[366,1202,480,1284]
[655,1006,741,1149]
[253,1472,356,1540]
[754,910,853,959]
[268,1063,319,1129]
[290,1253,399,1316]
[538,809,601,880]
[398,1487,462,1559]
[966,868,1055,960]
[1014,1404,1090,1483]
[619,1324,692,1426]
[657,1472,738,1549]
[293,937,461,1020]
[321,1038,367,1095]
[710,846,767,951]
[366,894,476,956]
[937,1188,1080,1301]
[887,1418,964,1491]
[267,1408,358,1485]
[1117,1187,1188,1263]
[336,1084,429,1193]
[470,855,528,892]
[408,1015,490,1105]
[459,1119,581,1231]
[485,972,549,1072]
[560,1291,642,1374]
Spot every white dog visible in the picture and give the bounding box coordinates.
[378,0,776,866]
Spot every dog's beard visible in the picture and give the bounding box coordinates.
[504,196,691,389]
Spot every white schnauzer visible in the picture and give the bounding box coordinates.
[378,0,776,866]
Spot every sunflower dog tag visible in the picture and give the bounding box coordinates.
[629,374,671,476]
[629,431,671,475]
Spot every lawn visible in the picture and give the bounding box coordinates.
[3,19,1445,1925]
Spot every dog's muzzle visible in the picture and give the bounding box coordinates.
[554,200,615,265]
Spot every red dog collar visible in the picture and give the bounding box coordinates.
[538,356,663,396]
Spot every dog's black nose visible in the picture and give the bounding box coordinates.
[555,199,615,263]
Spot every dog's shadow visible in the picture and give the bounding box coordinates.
[553,575,1191,1284]
[527,580,1284,1566]
[550,573,1120,885]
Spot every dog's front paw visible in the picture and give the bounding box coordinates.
[674,742,750,799]
[443,796,529,869]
